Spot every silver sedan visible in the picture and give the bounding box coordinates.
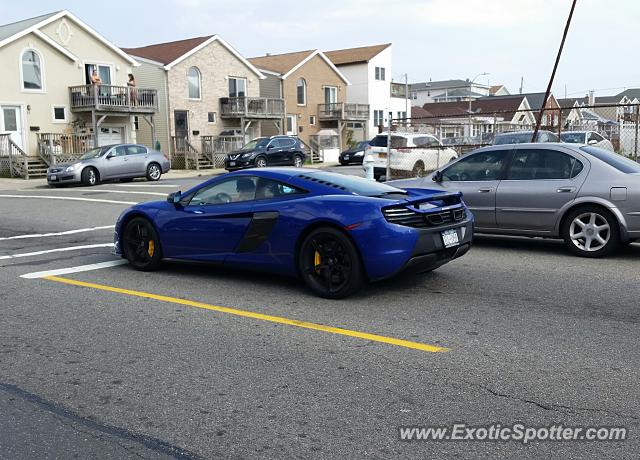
[391,143,640,257]
[47,144,171,187]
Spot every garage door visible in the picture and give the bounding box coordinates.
[98,127,124,146]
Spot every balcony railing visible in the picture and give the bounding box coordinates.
[220,97,285,118]
[318,103,370,120]
[69,85,158,113]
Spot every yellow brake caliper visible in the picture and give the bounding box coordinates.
[314,250,321,273]
[147,239,155,257]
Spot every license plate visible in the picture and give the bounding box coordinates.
[378,152,387,159]
[229,161,236,167]
[344,155,349,160]
[441,229,459,248]
[49,175,57,181]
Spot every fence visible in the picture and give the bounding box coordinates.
[201,136,244,168]
[380,102,640,180]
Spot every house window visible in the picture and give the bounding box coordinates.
[228,77,246,98]
[51,105,67,123]
[133,116,139,130]
[397,111,407,120]
[375,66,385,81]
[296,78,306,105]
[188,67,201,99]
[309,115,316,125]
[373,110,384,127]
[208,112,217,123]
[22,49,43,90]
[411,91,417,100]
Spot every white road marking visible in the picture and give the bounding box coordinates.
[18,188,167,197]
[113,183,179,188]
[0,225,114,241]
[20,259,128,279]
[0,195,136,205]
[0,243,113,260]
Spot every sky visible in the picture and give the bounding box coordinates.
[1,0,638,98]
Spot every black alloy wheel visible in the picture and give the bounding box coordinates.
[299,227,364,299]
[123,217,162,271]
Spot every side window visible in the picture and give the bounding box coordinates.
[189,177,257,205]
[506,149,583,180]
[126,145,147,155]
[279,138,296,148]
[268,139,282,150]
[389,136,408,149]
[255,178,306,200]
[442,150,507,181]
[113,146,127,157]
[593,133,605,142]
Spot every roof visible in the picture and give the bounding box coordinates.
[594,95,624,104]
[0,10,137,65]
[616,88,640,100]
[433,88,486,99]
[0,11,59,41]
[411,106,431,119]
[324,43,391,65]
[249,50,316,74]
[489,85,505,95]
[420,96,527,121]
[122,36,213,65]
[248,49,350,84]
[482,92,551,110]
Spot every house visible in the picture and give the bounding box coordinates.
[489,85,510,96]
[409,79,492,106]
[123,35,278,169]
[418,96,535,139]
[248,49,359,160]
[483,92,560,127]
[0,10,155,178]
[324,43,407,136]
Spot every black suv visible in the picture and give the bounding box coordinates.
[225,136,305,171]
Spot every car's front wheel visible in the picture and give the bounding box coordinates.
[255,156,267,168]
[562,206,620,257]
[81,167,99,186]
[146,162,162,181]
[123,217,162,271]
[294,154,304,168]
[298,227,364,299]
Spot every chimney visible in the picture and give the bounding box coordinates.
[266,53,271,56]
[588,90,595,106]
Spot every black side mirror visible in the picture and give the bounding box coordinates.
[267,145,275,151]
[433,170,443,183]
[167,191,182,205]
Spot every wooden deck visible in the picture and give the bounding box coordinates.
[318,103,370,121]
[220,97,285,119]
[69,85,158,114]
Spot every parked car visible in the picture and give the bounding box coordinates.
[560,131,614,151]
[493,130,559,145]
[114,168,473,298]
[363,133,458,180]
[225,136,305,171]
[47,144,170,187]
[339,141,369,165]
[390,143,640,257]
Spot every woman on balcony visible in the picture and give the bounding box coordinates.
[127,73,137,106]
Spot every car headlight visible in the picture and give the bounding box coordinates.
[240,153,254,159]
[354,151,364,156]
[64,163,79,172]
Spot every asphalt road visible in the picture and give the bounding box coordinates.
[0,170,638,459]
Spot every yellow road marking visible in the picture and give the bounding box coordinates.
[43,276,449,353]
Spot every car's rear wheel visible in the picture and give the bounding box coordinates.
[123,217,162,271]
[562,206,620,258]
[412,161,426,177]
[81,167,99,186]
[298,227,364,299]
[146,162,162,181]
[255,157,267,168]
[294,154,304,168]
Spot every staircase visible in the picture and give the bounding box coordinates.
[197,156,215,170]
[26,157,49,178]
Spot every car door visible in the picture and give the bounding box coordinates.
[495,147,587,232]
[278,137,297,165]
[265,138,286,165]
[437,149,510,228]
[101,146,128,178]
[125,145,149,176]
[158,176,259,261]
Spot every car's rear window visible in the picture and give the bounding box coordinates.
[368,135,407,148]
[580,146,640,173]
[298,171,404,196]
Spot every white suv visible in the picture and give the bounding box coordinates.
[363,133,458,180]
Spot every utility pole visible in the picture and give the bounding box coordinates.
[531,0,577,142]
[468,73,489,139]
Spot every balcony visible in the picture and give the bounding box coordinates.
[318,103,370,121]
[220,97,285,119]
[69,85,158,114]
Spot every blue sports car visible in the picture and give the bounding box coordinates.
[114,169,473,298]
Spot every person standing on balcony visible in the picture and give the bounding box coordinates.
[127,73,137,106]
[90,69,101,98]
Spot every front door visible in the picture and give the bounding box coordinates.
[437,149,510,228]
[174,110,189,148]
[286,115,297,136]
[496,147,588,231]
[0,106,24,150]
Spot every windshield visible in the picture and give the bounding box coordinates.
[580,146,640,173]
[240,138,270,151]
[79,147,106,160]
[299,171,405,196]
[560,133,586,144]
